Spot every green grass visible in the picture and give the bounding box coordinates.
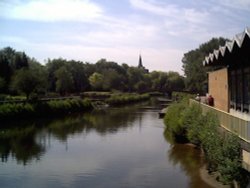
[105,93,150,105]
[0,99,92,120]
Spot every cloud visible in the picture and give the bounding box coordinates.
[217,0,250,11]
[129,0,209,24]
[0,0,103,22]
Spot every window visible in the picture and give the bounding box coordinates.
[243,68,250,112]
[236,69,243,110]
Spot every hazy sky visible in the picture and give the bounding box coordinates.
[0,0,250,73]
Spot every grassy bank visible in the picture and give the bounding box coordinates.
[0,98,92,120]
[105,93,150,106]
[164,99,248,186]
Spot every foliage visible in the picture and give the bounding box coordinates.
[88,72,104,91]
[182,103,203,145]
[164,100,242,185]
[0,99,92,120]
[182,37,228,93]
[55,66,74,95]
[11,67,45,100]
[105,93,150,105]
[0,77,5,90]
[164,99,188,141]
[0,47,29,93]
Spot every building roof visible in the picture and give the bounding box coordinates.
[203,27,250,66]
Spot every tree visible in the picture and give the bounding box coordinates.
[11,68,43,100]
[166,71,185,97]
[88,72,104,91]
[66,60,89,93]
[28,58,48,95]
[127,67,145,91]
[0,77,5,91]
[182,37,228,93]
[46,58,66,92]
[55,66,73,95]
[0,47,29,93]
[102,69,125,91]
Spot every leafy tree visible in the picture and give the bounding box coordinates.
[135,80,147,93]
[55,66,73,95]
[166,71,185,97]
[28,58,48,95]
[0,77,5,90]
[88,72,104,91]
[0,47,29,93]
[46,58,66,92]
[11,68,44,100]
[182,37,228,93]
[102,69,125,91]
[127,67,145,91]
[66,60,89,93]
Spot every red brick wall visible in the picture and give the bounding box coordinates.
[208,68,229,112]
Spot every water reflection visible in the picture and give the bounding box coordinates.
[0,126,45,165]
[0,101,217,188]
[168,144,212,188]
[0,105,140,165]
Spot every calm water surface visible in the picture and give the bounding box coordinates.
[0,102,213,188]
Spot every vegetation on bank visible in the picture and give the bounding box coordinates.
[0,93,151,120]
[164,98,247,186]
[0,99,92,120]
[105,93,150,105]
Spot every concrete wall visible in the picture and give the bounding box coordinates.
[208,68,229,112]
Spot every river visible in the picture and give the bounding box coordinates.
[0,101,213,188]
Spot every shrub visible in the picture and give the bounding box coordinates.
[182,103,203,145]
[0,99,92,120]
[106,93,150,105]
[164,99,188,141]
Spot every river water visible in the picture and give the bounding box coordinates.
[0,102,213,188]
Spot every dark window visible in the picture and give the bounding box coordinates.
[236,69,243,110]
[230,70,236,109]
[243,68,250,112]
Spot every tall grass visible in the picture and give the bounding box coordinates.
[0,99,92,120]
[105,93,150,105]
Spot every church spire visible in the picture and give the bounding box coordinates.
[138,54,143,68]
[137,54,149,73]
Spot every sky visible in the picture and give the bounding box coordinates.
[0,0,250,73]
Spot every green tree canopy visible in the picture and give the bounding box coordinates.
[55,66,73,95]
[182,37,228,93]
[88,72,104,91]
[11,67,44,100]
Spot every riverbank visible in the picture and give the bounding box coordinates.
[200,165,230,188]
[163,98,245,186]
[0,93,151,121]
[0,98,93,120]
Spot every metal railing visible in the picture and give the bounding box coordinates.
[190,99,250,143]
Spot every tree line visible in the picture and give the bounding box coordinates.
[0,47,184,99]
[0,37,229,99]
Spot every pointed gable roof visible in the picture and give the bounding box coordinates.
[203,27,250,66]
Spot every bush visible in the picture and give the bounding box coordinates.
[182,103,203,145]
[164,100,243,185]
[0,99,92,120]
[106,93,150,105]
[164,99,188,141]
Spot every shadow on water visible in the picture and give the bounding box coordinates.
[164,128,214,188]
[167,144,213,188]
[0,104,141,165]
